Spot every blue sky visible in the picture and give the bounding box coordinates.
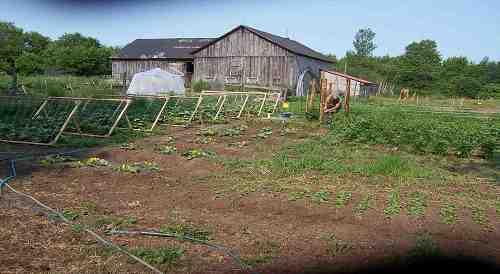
[1,0,499,62]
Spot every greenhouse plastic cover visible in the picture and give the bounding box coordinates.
[127,68,185,96]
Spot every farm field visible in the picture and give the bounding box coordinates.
[1,99,499,273]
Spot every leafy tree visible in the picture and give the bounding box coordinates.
[397,40,441,92]
[353,28,377,57]
[0,22,25,91]
[45,32,116,76]
[450,76,482,98]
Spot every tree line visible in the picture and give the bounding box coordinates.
[329,28,500,99]
[0,21,117,91]
[1,21,499,98]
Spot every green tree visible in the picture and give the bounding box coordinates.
[397,40,441,92]
[45,32,116,76]
[0,22,25,91]
[353,28,377,57]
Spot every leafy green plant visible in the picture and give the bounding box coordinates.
[120,143,137,150]
[471,206,488,226]
[354,193,373,215]
[182,148,216,160]
[160,223,212,241]
[408,191,427,217]
[156,145,177,155]
[312,189,330,204]
[131,247,184,266]
[39,155,76,166]
[440,202,458,225]
[113,163,140,173]
[384,189,401,217]
[256,127,273,139]
[62,209,79,221]
[324,233,353,257]
[81,157,110,167]
[335,191,353,209]
[330,105,499,159]
[409,232,441,258]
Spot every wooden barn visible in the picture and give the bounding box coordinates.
[191,25,335,95]
[111,38,213,86]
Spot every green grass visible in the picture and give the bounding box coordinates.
[496,199,500,215]
[408,233,441,258]
[407,191,428,217]
[471,206,489,227]
[131,247,184,266]
[354,193,374,215]
[356,155,433,179]
[384,189,401,217]
[330,102,500,159]
[335,191,353,209]
[440,202,458,225]
[160,223,212,241]
[324,233,353,257]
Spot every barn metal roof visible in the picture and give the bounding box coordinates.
[191,25,335,64]
[112,38,214,60]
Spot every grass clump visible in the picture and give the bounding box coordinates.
[324,233,353,257]
[407,191,428,217]
[131,247,184,266]
[440,202,458,225]
[160,223,212,241]
[409,232,441,258]
[356,155,433,179]
[471,206,489,227]
[335,191,353,209]
[384,189,401,217]
[156,145,177,155]
[354,193,374,215]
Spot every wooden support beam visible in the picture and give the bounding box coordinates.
[345,78,351,114]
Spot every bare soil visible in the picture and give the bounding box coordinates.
[1,120,499,274]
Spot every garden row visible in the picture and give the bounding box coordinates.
[329,104,499,159]
[0,93,278,145]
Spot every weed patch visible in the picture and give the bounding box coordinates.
[384,189,401,217]
[409,233,441,258]
[182,148,216,160]
[131,247,184,266]
[324,234,353,257]
[354,193,374,215]
[335,191,353,209]
[440,203,458,225]
[160,223,212,241]
[408,191,428,217]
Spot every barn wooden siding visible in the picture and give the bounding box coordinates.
[193,28,330,94]
[111,60,187,80]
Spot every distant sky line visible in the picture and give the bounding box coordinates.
[1,0,499,62]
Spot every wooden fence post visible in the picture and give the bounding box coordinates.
[345,78,351,114]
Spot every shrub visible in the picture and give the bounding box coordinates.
[191,80,210,93]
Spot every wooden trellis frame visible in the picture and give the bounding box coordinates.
[33,97,132,138]
[0,97,82,146]
[187,91,280,123]
[117,95,171,132]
